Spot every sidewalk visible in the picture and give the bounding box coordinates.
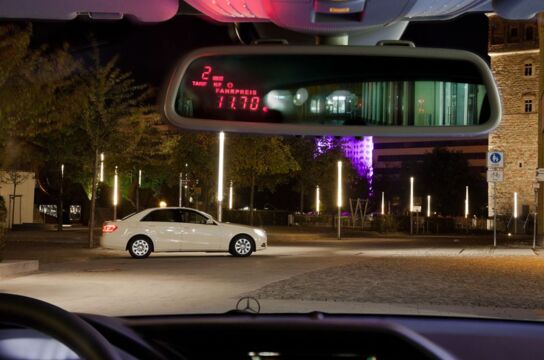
[264,225,541,247]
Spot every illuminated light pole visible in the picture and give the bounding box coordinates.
[465,186,469,219]
[316,185,320,215]
[381,191,385,215]
[136,169,141,211]
[337,161,342,240]
[514,191,518,234]
[229,181,233,210]
[217,131,225,222]
[99,153,104,182]
[113,166,118,221]
[58,164,64,231]
[410,177,414,235]
[426,194,431,233]
[182,173,183,207]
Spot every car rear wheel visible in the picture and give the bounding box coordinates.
[229,235,254,257]
[128,237,152,259]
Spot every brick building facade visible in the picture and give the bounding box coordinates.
[487,14,540,218]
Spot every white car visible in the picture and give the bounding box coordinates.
[100,207,267,258]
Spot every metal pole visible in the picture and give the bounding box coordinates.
[514,192,518,235]
[534,188,538,249]
[179,172,183,207]
[410,211,413,235]
[337,161,342,240]
[137,169,141,211]
[217,132,225,222]
[410,177,414,236]
[58,164,64,231]
[113,166,118,221]
[337,206,341,240]
[493,182,497,247]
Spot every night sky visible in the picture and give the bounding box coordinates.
[27,12,489,91]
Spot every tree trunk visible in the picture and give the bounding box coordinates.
[88,150,99,248]
[249,173,255,226]
[299,183,304,213]
[11,179,16,229]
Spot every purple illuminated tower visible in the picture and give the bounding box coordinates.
[315,136,374,185]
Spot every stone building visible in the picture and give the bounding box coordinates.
[487,14,540,219]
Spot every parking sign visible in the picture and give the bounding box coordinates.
[487,151,504,168]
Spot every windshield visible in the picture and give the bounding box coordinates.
[1,12,543,323]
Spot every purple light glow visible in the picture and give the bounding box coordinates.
[315,136,374,187]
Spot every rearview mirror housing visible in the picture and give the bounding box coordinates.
[163,45,501,137]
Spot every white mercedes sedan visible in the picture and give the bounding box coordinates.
[100,207,267,258]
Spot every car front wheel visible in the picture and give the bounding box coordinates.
[128,237,152,259]
[229,236,254,257]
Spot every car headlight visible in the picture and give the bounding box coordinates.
[253,229,266,238]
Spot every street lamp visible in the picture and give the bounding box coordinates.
[229,181,233,210]
[182,173,183,207]
[427,195,431,218]
[514,191,518,234]
[465,186,469,219]
[337,161,342,240]
[113,166,118,221]
[136,169,142,211]
[58,164,64,231]
[410,177,414,235]
[316,185,320,215]
[99,153,104,182]
[217,131,225,222]
[381,191,385,216]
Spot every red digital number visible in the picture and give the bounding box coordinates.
[229,96,236,110]
[241,96,248,109]
[201,66,212,80]
[249,96,260,111]
[217,96,224,109]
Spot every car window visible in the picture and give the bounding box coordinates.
[180,210,209,224]
[141,210,181,223]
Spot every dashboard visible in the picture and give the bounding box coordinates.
[2,313,544,360]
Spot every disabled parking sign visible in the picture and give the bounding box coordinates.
[487,151,503,168]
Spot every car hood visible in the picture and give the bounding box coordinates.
[218,222,263,233]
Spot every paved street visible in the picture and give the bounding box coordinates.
[3,231,544,320]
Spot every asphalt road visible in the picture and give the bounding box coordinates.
[3,236,544,320]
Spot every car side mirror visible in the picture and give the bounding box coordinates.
[206,219,215,225]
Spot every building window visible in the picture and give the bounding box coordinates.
[509,26,519,42]
[524,63,533,76]
[525,26,535,41]
[491,23,503,44]
[525,99,533,113]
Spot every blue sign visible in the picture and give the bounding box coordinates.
[487,151,504,168]
[490,153,501,164]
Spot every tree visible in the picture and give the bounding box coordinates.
[73,49,153,247]
[0,23,81,169]
[227,135,299,224]
[286,137,367,213]
[413,147,487,216]
[163,131,218,212]
[0,169,29,228]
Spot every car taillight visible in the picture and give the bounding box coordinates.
[102,224,118,233]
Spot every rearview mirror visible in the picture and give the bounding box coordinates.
[163,46,501,137]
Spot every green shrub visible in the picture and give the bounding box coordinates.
[375,215,398,233]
